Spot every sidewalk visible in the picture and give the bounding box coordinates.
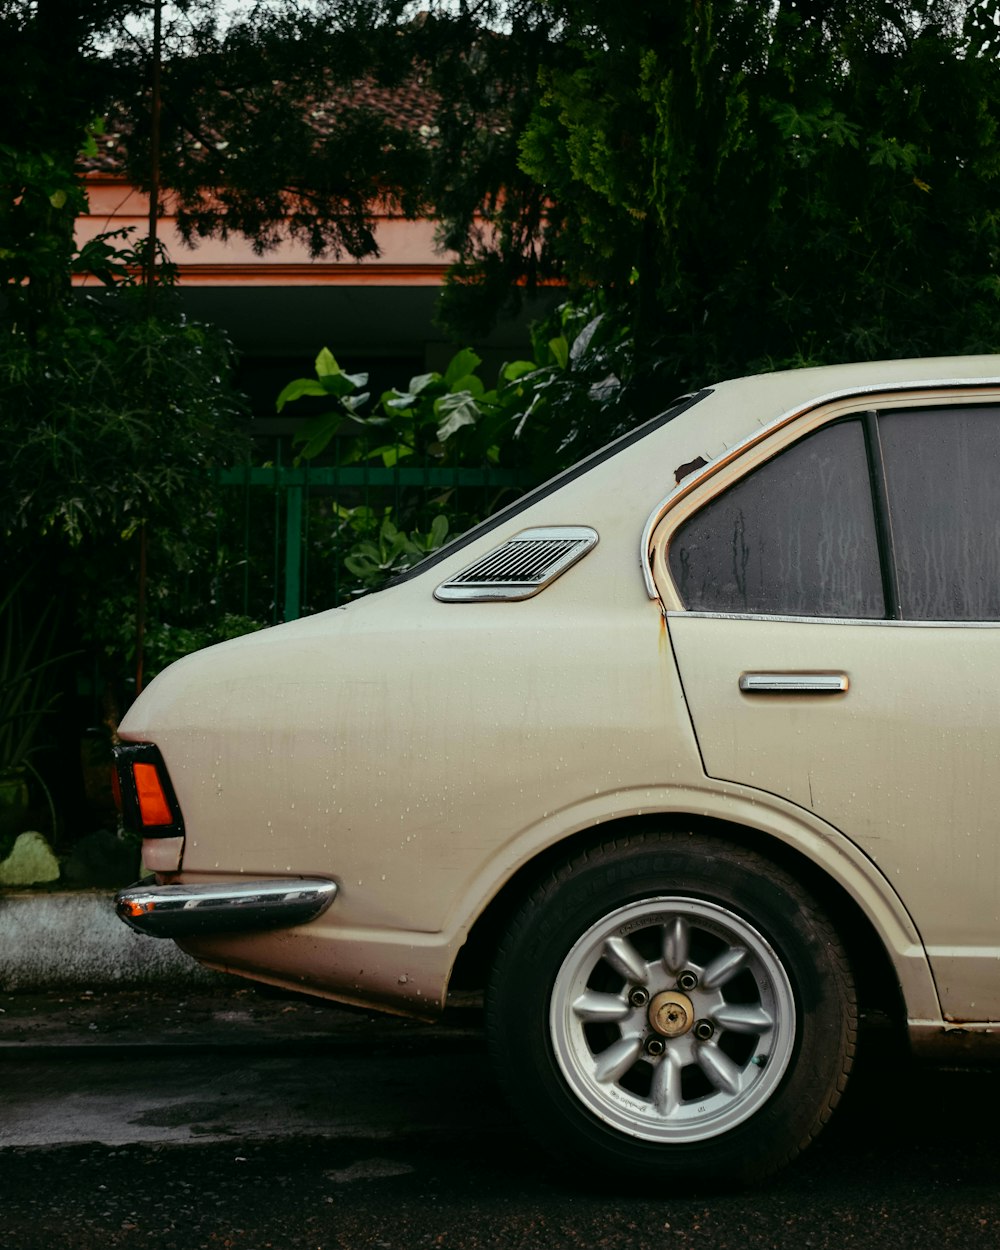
[0,888,216,991]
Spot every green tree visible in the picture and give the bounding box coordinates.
[9,1,999,396]
[420,1,1000,393]
[0,1,440,328]
[7,0,1000,636]
[106,2,433,261]
[0,2,255,788]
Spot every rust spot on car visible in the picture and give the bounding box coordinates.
[674,455,707,484]
[657,606,675,660]
[910,1024,1000,1062]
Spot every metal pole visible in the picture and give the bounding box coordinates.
[137,0,162,696]
[145,0,162,298]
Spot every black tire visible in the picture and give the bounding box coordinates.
[487,831,856,1187]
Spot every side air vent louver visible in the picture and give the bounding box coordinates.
[434,526,598,602]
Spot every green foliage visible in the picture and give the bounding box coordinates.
[310,1,998,391]
[0,291,255,744]
[280,291,666,475]
[105,611,265,684]
[0,299,246,550]
[277,346,520,594]
[0,568,66,773]
[0,141,89,326]
[281,344,535,470]
[342,511,450,591]
[7,2,999,394]
[275,290,676,596]
[509,297,661,463]
[0,68,253,719]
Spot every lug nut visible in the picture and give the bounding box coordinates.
[693,1019,715,1041]
[677,971,699,991]
[628,987,650,1008]
[645,1036,665,1056]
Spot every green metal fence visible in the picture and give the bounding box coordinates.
[217,459,530,622]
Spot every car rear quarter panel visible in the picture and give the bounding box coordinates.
[119,423,707,1010]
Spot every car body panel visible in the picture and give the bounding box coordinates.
[117,354,1000,1034]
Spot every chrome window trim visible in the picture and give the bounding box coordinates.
[641,376,1000,599]
[666,610,1000,629]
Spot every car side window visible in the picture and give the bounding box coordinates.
[878,405,1000,621]
[668,419,885,618]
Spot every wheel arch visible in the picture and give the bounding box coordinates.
[449,813,907,1031]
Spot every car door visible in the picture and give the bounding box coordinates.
[651,393,1000,1022]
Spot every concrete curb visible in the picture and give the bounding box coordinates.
[0,890,220,990]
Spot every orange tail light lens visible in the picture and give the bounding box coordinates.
[112,743,184,839]
[133,762,174,826]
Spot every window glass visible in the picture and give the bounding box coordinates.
[879,406,1000,621]
[668,420,884,617]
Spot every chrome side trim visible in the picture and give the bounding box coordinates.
[642,376,1000,598]
[668,610,1000,629]
[115,877,338,939]
[739,672,849,695]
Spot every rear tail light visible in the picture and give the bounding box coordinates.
[113,743,184,838]
[133,763,175,826]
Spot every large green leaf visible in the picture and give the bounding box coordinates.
[276,377,329,411]
[314,347,339,377]
[368,443,415,467]
[435,391,481,440]
[290,410,339,459]
[502,360,537,382]
[443,349,482,387]
[448,372,485,397]
[548,336,569,370]
[407,371,439,395]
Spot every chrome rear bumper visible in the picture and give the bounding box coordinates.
[115,877,338,938]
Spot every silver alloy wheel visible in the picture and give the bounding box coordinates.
[549,897,797,1142]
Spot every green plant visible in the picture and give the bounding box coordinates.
[83,608,266,685]
[274,297,660,603]
[279,345,540,470]
[341,512,450,593]
[0,569,67,774]
[0,565,76,848]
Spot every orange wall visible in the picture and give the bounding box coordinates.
[75,175,453,288]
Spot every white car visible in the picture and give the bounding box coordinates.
[115,356,1000,1185]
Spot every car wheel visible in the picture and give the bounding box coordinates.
[487,831,856,1185]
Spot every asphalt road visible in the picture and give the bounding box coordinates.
[0,1030,998,1250]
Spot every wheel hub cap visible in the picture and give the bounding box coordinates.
[550,897,797,1143]
[648,990,694,1037]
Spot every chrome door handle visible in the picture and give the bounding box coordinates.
[739,672,849,694]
